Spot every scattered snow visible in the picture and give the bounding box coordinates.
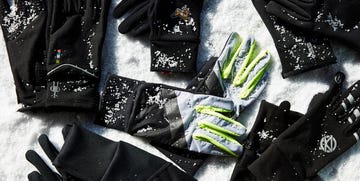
[1,0,360,180]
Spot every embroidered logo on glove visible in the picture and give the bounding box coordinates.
[319,135,337,153]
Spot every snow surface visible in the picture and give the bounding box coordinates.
[1,0,360,180]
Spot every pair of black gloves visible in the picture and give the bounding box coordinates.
[253,0,360,78]
[113,0,204,73]
[231,72,360,180]
[0,0,110,112]
[26,124,196,181]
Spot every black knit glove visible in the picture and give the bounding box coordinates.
[251,0,336,78]
[0,0,47,107]
[149,0,203,73]
[26,0,110,112]
[266,0,360,51]
[230,100,303,181]
[249,72,360,180]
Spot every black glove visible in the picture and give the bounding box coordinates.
[98,75,245,157]
[248,72,360,180]
[26,134,79,181]
[23,0,110,111]
[39,124,196,181]
[0,0,47,107]
[113,0,151,36]
[149,0,204,73]
[251,0,336,78]
[266,0,360,51]
[230,100,303,181]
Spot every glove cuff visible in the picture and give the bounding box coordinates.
[151,40,198,73]
[19,81,99,112]
[97,75,143,131]
[281,55,337,78]
[248,143,304,181]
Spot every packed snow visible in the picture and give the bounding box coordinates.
[1,0,360,180]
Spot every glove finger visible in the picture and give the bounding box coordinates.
[126,21,150,36]
[192,128,243,157]
[118,1,150,34]
[196,116,246,137]
[217,32,242,80]
[310,72,344,112]
[113,0,148,18]
[334,80,360,115]
[0,0,10,19]
[28,171,43,181]
[232,35,257,86]
[236,50,271,99]
[38,135,59,162]
[25,150,60,180]
[265,0,314,29]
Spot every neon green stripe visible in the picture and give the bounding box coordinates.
[233,50,269,87]
[195,105,232,113]
[195,105,243,127]
[197,121,240,137]
[232,40,256,84]
[239,61,270,99]
[221,40,243,79]
[192,133,239,157]
[221,33,242,79]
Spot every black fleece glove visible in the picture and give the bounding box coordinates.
[26,135,79,181]
[149,0,203,73]
[26,124,196,181]
[249,72,360,180]
[230,100,303,181]
[113,0,151,36]
[0,0,47,107]
[266,0,360,51]
[251,0,336,78]
[23,0,109,112]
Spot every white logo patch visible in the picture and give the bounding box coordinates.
[50,81,60,98]
[319,135,337,153]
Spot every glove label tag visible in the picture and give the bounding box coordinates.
[319,135,337,153]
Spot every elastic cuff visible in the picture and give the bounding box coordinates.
[151,40,198,73]
[97,74,143,131]
[248,143,303,181]
[18,86,99,112]
[281,57,337,78]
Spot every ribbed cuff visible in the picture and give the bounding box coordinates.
[151,40,198,73]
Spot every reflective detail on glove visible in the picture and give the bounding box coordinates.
[174,90,245,156]
[208,33,271,114]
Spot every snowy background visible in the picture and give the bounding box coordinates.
[1,0,360,180]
